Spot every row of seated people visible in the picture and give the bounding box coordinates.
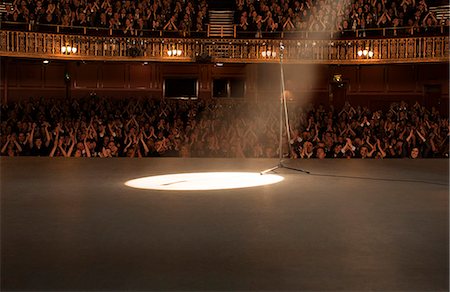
[2,0,449,38]
[3,0,209,36]
[235,0,449,38]
[1,96,448,159]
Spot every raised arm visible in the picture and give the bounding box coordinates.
[11,136,22,153]
[49,132,59,157]
[416,129,426,142]
[140,134,149,155]
[83,136,91,157]
[44,123,52,147]
[376,139,387,158]
[1,135,11,154]
[65,135,76,157]
[28,123,36,148]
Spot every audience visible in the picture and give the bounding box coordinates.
[4,0,209,35]
[1,96,448,158]
[235,0,448,37]
[3,0,448,37]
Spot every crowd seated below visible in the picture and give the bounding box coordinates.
[1,96,448,159]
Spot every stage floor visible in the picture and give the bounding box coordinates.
[1,158,448,291]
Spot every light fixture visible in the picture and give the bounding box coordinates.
[357,47,374,59]
[61,44,77,55]
[333,74,342,83]
[125,172,284,191]
[261,46,277,59]
[167,45,182,57]
[43,60,49,64]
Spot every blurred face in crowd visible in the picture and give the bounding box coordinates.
[334,144,342,154]
[360,146,368,158]
[316,147,326,159]
[18,133,26,143]
[411,147,419,159]
[76,142,84,150]
[304,141,313,153]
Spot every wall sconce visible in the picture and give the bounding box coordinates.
[333,74,342,83]
[167,45,182,57]
[261,46,277,58]
[357,47,373,58]
[61,44,77,54]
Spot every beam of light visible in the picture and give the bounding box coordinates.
[125,172,284,191]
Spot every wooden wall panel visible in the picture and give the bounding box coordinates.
[161,63,199,75]
[44,64,66,88]
[310,65,329,90]
[211,64,246,77]
[1,59,6,103]
[0,59,4,84]
[71,88,161,99]
[284,64,318,91]
[245,64,258,100]
[359,65,385,92]
[2,57,448,116]
[198,64,211,92]
[8,88,66,100]
[102,64,126,88]
[257,64,280,92]
[338,66,358,92]
[417,63,449,95]
[417,63,444,81]
[442,77,449,95]
[151,63,162,89]
[6,61,18,87]
[75,64,98,88]
[129,64,151,88]
[19,64,42,87]
[387,64,416,92]
[348,94,423,110]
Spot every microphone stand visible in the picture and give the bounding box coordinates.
[261,43,310,175]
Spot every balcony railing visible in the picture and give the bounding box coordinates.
[1,21,448,39]
[0,29,448,64]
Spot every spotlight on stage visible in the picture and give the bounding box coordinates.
[125,172,284,191]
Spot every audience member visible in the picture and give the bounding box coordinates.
[0,97,448,158]
[7,0,209,35]
[234,0,448,37]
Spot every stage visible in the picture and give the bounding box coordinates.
[1,158,448,291]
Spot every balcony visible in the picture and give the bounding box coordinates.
[0,27,448,64]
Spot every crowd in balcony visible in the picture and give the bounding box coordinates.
[235,0,449,37]
[1,96,448,159]
[2,0,448,37]
[3,0,209,36]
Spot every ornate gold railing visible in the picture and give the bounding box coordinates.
[0,30,448,64]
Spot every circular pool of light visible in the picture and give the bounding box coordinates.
[125,172,284,191]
